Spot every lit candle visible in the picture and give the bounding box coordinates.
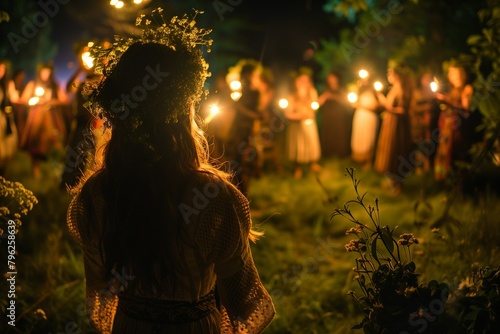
[81,51,95,70]
[278,98,288,109]
[229,80,241,91]
[28,97,40,106]
[358,69,369,79]
[230,91,241,101]
[209,104,220,116]
[35,87,45,97]
[347,92,358,103]
[373,81,383,91]
[430,81,438,93]
[205,104,220,123]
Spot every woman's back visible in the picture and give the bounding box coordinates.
[67,10,274,333]
[69,170,274,333]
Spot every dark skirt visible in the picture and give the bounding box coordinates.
[320,100,353,158]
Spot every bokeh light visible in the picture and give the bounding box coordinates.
[28,97,40,106]
[430,81,439,92]
[374,81,383,91]
[278,98,289,109]
[347,92,358,103]
[81,51,95,70]
[229,80,241,91]
[358,69,369,79]
[230,91,242,101]
[35,87,45,97]
[209,104,220,116]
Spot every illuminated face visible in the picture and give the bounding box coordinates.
[296,74,311,92]
[326,74,339,90]
[250,71,261,90]
[0,63,5,79]
[420,73,432,87]
[39,67,51,82]
[448,67,464,88]
[387,69,396,84]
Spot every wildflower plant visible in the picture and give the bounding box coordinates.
[0,176,37,237]
[332,168,453,333]
[451,266,500,333]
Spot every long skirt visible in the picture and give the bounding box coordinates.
[20,104,67,159]
[374,112,413,178]
[351,108,379,164]
[287,119,321,163]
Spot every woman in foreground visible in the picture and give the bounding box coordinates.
[67,11,275,334]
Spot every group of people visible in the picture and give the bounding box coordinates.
[0,60,69,177]
[0,56,103,186]
[202,59,482,195]
[0,54,482,196]
[349,61,481,192]
[204,64,350,197]
[0,6,487,332]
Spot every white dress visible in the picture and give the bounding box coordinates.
[286,95,321,163]
[350,88,380,163]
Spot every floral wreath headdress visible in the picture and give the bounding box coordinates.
[83,8,212,133]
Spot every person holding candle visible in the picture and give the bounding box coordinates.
[434,60,481,181]
[284,67,321,179]
[225,60,262,197]
[318,70,353,158]
[374,62,415,193]
[412,71,440,172]
[0,59,19,175]
[20,62,69,177]
[350,71,381,169]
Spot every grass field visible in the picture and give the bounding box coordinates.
[1,151,499,333]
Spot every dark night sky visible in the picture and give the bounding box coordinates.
[50,0,335,85]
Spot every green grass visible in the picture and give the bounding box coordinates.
[2,151,500,333]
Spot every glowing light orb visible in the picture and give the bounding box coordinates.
[229,80,241,91]
[311,101,319,110]
[209,104,220,116]
[358,69,369,79]
[115,1,124,8]
[430,81,438,92]
[35,87,45,97]
[230,91,242,101]
[347,92,358,103]
[110,0,118,5]
[278,98,289,109]
[81,51,95,69]
[87,41,94,47]
[374,81,383,91]
[28,97,40,106]
[133,0,143,3]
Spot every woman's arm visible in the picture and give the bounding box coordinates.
[461,84,473,110]
[8,81,19,103]
[20,81,34,103]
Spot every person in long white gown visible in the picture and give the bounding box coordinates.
[284,69,321,179]
[350,78,381,168]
